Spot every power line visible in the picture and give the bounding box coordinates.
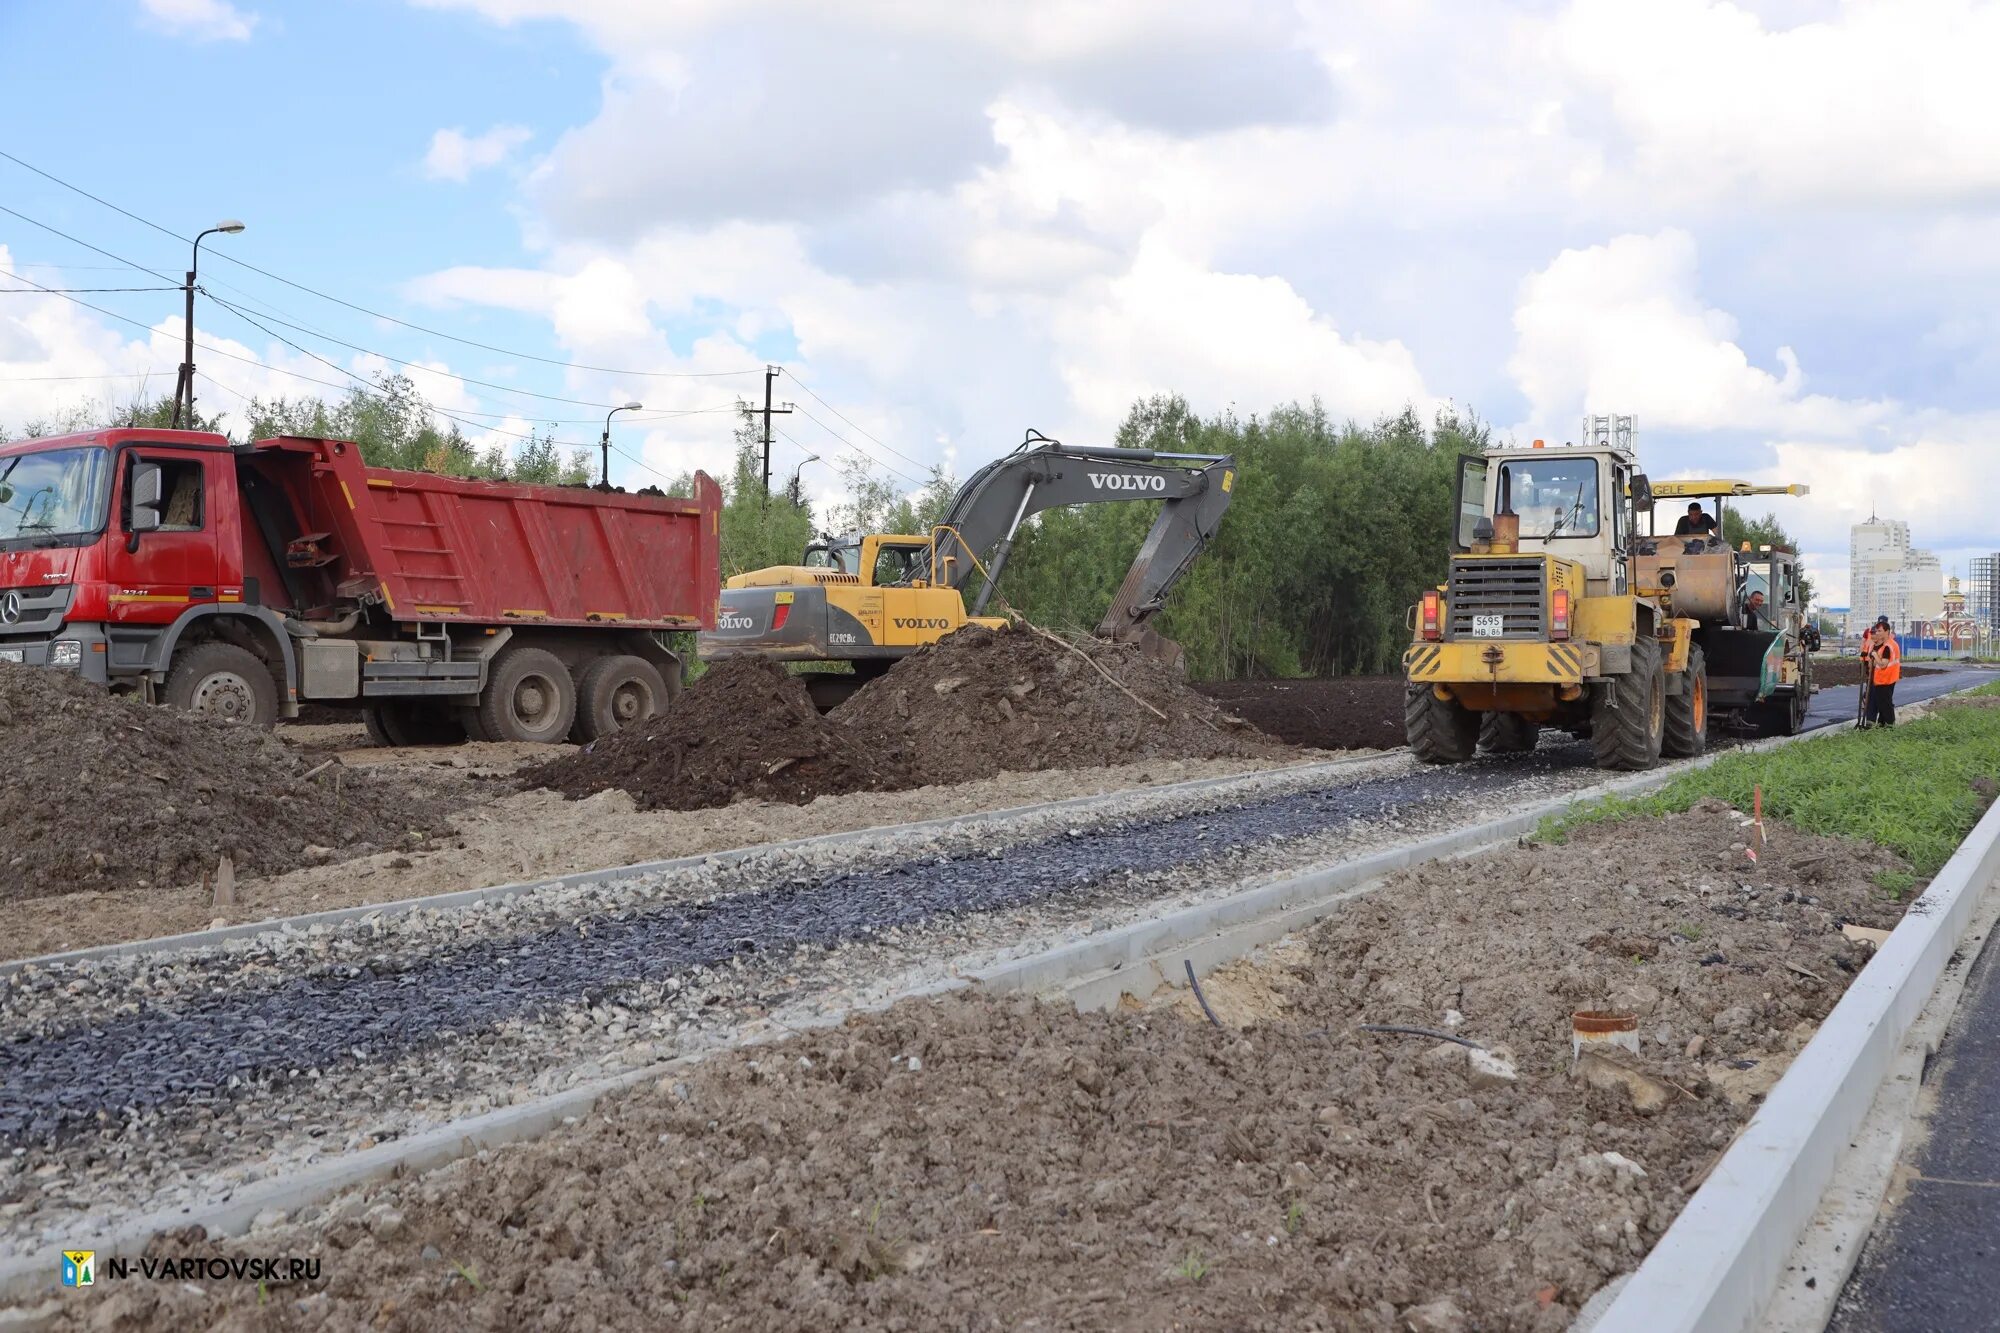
[0,148,764,380]
[781,369,928,468]
[0,203,175,283]
[199,368,686,489]
[790,402,924,485]
[202,292,685,412]
[0,370,171,383]
[1,285,179,294]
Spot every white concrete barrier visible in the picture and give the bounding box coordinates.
[1589,777,2000,1332]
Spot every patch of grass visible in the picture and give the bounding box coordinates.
[1538,702,2000,875]
[1874,869,1918,902]
[1170,1249,1212,1282]
[452,1261,483,1291]
[1285,1200,1305,1235]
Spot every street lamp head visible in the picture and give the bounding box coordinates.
[214,220,246,235]
[622,400,643,411]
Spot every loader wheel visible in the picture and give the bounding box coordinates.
[1591,635,1665,771]
[477,647,576,744]
[1478,712,1540,753]
[1405,683,1479,764]
[571,655,669,741]
[1662,644,1709,758]
[363,702,466,747]
[163,642,278,727]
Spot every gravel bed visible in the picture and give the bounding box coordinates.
[2,738,1628,1258]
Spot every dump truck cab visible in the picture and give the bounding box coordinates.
[1406,420,1703,771]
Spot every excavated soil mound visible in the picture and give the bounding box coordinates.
[1197,675,1405,750]
[0,665,446,903]
[1812,659,1941,688]
[526,657,904,812]
[833,623,1283,774]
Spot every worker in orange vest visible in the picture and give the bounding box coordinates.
[1861,619,1901,728]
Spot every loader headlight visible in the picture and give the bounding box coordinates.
[50,640,82,668]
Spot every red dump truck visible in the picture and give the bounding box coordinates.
[0,427,721,742]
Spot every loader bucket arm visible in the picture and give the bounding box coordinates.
[916,436,1235,632]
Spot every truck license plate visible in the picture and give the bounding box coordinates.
[0,650,22,663]
[1471,614,1505,637]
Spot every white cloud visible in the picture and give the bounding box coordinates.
[1509,229,1895,439]
[1550,0,2000,207]
[422,125,533,183]
[137,0,258,42]
[1050,240,1433,436]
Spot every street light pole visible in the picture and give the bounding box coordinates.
[788,452,820,505]
[173,220,245,430]
[599,401,643,488]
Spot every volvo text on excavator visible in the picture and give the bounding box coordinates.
[696,431,1236,708]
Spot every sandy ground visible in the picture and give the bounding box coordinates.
[58,802,1910,1331]
[8,744,1318,961]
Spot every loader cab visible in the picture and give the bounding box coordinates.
[1454,443,1643,588]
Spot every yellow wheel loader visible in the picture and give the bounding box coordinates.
[1403,418,1811,770]
[1404,422,1682,770]
[697,431,1236,708]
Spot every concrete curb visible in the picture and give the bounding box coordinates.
[2,753,1386,978]
[1589,732,2000,1331]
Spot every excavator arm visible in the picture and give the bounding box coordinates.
[917,433,1236,640]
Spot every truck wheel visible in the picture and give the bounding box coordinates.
[1662,644,1709,758]
[163,642,279,727]
[1405,683,1479,764]
[571,655,669,741]
[1478,712,1539,753]
[1591,635,1665,771]
[477,647,576,744]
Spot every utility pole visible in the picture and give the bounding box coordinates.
[173,220,245,429]
[755,365,794,503]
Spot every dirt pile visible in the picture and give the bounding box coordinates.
[1813,659,1941,688]
[525,657,904,811]
[1197,675,1405,750]
[91,803,1909,1331]
[0,665,446,903]
[833,623,1282,774]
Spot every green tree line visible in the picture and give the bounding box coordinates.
[3,386,1812,680]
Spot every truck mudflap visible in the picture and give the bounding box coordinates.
[1404,639,1596,685]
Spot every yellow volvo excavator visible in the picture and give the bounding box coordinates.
[697,431,1236,707]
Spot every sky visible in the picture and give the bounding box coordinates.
[2,0,1998,605]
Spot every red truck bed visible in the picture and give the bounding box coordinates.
[261,436,722,631]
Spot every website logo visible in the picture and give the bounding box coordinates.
[61,1250,94,1288]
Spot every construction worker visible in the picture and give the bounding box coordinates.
[1744,589,1768,630]
[1862,620,1901,728]
[1674,502,1719,537]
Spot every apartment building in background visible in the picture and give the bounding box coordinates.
[1850,514,1943,627]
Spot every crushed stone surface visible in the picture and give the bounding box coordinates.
[40,802,1913,1331]
[0,743,1624,1255]
[0,664,452,902]
[6,754,1300,961]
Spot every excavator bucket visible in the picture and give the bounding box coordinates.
[1126,627,1186,671]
